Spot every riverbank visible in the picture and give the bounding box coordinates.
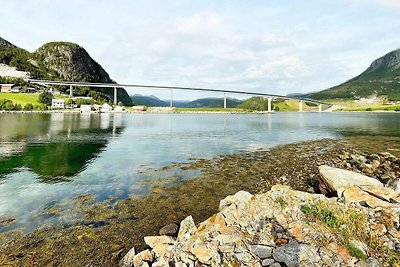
[0,136,399,266]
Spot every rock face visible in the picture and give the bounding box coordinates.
[120,184,400,267]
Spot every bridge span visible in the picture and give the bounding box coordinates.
[26,79,330,112]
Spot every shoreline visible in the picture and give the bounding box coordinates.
[1,135,399,265]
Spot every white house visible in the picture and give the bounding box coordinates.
[101,103,112,112]
[51,99,65,109]
[80,105,92,113]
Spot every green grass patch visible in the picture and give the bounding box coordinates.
[275,197,286,208]
[347,243,368,260]
[344,104,400,112]
[0,93,41,105]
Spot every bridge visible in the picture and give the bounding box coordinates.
[26,79,331,112]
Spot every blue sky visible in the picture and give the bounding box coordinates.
[1,0,400,99]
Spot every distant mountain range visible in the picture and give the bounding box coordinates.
[0,37,133,105]
[309,48,400,101]
[131,95,243,108]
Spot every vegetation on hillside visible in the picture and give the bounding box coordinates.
[310,49,400,101]
[0,37,133,106]
[237,96,269,111]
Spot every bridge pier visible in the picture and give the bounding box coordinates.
[299,100,303,112]
[267,97,272,112]
[114,87,117,106]
[69,85,73,98]
[170,89,173,107]
[318,104,322,112]
[224,93,227,109]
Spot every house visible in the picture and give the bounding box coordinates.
[0,84,20,93]
[52,99,65,109]
[114,106,124,112]
[80,105,92,113]
[101,103,112,112]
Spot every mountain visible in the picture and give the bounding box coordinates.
[237,96,269,111]
[185,97,242,108]
[0,37,133,105]
[131,94,168,107]
[0,37,16,48]
[309,49,400,101]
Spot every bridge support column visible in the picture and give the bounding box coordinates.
[114,87,117,106]
[224,93,227,109]
[318,104,322,112]
[170,89,173,107]
[299,100,303,112]
[267,97,272,112]
[69,85,73,98]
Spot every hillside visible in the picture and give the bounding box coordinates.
[185,97,242,108]
[131,95,168,107]
[310,49,400,101]
[0,37,132,105]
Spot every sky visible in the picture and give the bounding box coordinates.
[1,0,400,100]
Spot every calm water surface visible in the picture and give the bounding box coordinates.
[0,112,399,234]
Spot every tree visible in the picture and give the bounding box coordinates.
[24,103,34,111]
[38,92,53,106]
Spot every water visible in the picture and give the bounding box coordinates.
[0,112,399,234]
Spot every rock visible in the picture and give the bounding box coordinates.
[0,217,15,225]
[132,249,153,267]
[272,241,300,267]
[251,245,272,259]
[152,244,173,259]
[144,236,175,248]
[371,223,387,236]
[366,257,382,267]
[159,223,179,236]
[119,247,135,267]
[318,165,383,197]
[342,187,393,208]
[261,258,275,266]
[270,263,281,267]
[177,216,197,241]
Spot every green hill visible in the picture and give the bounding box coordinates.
[309,48,400,101]
[0,37,133,105]
[131,95,169,106]
[185,97,242,108]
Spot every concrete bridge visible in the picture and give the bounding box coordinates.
[26,79,331,112]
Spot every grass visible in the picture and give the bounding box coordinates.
[0,93,41,105]
[301,202,400,265]
[0,93,68,107]
[323,98,400,111]
[275,197,286,208]
[174,107,247,112]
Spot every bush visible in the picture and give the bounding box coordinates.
[365,107,372,111]
[24,103,34,111]
[38,92,53,106]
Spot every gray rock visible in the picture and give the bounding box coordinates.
[251,245,272,259]
[270,263,281,267]
[366,257,382,267]
[159,223,179,236]
[262,258,276,266]
[272,241,300,267]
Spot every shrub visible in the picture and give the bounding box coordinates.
[24,103,34,111]
[38,92,53,106]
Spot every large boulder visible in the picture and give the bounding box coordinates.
[318,165,383,197]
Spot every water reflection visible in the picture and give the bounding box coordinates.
[0,113,124,182]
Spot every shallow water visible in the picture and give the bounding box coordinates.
[0,112,399,234]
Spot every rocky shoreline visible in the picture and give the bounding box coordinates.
[0,136,399,266]
[121,152,400,267]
